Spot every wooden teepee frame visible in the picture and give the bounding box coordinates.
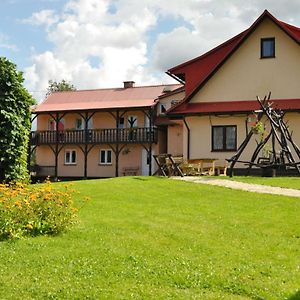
[227,93,300,176]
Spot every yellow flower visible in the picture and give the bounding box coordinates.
[15,200,22,208]
[26,224,33,230]
[29,194,37,202]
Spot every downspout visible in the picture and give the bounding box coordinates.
[183,117,190,160]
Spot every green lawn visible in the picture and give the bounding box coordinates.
[0,177,300,299]
[223,176,300,190]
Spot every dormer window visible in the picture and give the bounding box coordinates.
[261,38,275,58]
[160,104,167,114]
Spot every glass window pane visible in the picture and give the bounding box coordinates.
[119,117,125,128]
[226,127,236,150]
[76,119,82,129]
[87,118,93,129]
[262,39,274,57]
[100,150,106,163]
[71,151,76,163]
[107,150,112,163]
[65,151,70,163]
[213,127,224,150]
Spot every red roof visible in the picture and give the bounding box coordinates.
[168,99,300,115]
[167,31,246,96]
[33,84,181,113]
[167,10,300,115]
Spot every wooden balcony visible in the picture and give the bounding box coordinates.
[30,127,158,145]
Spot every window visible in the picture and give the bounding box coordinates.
[119,117,125,129]
[160,104,167,114]
[65,149,77,165]
[100,149,112,165]
[48,118,64,131]
[75,118,83,130]
[87,117,93,129]
[261,38,275,58]
[212,126,237,151]
[127,116,137,128]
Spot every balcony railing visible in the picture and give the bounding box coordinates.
[30,127,158,145]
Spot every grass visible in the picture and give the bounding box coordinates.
[222,176,300,190]
[0,177,300,299]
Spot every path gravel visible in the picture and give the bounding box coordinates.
[173,177,300,198]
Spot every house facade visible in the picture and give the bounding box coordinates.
[30,82,181,179]
[166,10,300,171]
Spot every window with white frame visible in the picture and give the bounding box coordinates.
[99,149,112,165]
[65,149,77,165]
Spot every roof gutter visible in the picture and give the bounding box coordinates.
[183,118,190,160]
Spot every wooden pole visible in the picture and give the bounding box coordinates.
[115,110,119,177]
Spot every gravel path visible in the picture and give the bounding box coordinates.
[173,177,300,198]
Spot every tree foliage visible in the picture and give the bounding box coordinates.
[0,57,35,182]
[46,79,76,96]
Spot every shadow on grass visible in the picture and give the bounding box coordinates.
[132,177,148,181]
[288,290,300,300]
[132,176,166,181]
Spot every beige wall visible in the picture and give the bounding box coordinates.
[35,143,159,177]
[183,113,300,168]
[158,91,185,115]
[191,18,300,103]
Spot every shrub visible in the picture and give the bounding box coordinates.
[0,181,82,240]
[0,57,35,183]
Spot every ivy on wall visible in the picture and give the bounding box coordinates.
[0,57,35,182]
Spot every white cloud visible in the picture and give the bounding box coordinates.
[22,9,59,28]
[23,0,300,101]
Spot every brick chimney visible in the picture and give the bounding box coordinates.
[123,81,135,88]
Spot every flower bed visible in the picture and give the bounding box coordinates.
[0,181,81,240]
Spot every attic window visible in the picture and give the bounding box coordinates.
[261,38,275,58]
[160,104,167,114]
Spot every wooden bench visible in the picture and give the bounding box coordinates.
[122,167,139,176]
[214,160,228,176]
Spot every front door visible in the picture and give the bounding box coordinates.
[141,148,155,176]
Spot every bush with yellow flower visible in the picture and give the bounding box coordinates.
[0,180,83,240]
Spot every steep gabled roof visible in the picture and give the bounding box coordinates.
[33,84,181,113]
[167,10,300,115]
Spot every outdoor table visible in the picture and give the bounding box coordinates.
[187,158,217,175]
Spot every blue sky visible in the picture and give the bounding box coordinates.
[0,0,299,100]
[0,0,66,69]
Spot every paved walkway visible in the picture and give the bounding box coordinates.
[173,177,300,198]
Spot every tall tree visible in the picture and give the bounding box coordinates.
[0,57,35,182]
[46,79,76,96]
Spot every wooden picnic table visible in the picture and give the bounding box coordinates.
[187,158,218,175]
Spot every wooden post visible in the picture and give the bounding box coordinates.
[148,108,153,175]
[84,111,89,179]
[115,110,120,177]
[54,113,59,180]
